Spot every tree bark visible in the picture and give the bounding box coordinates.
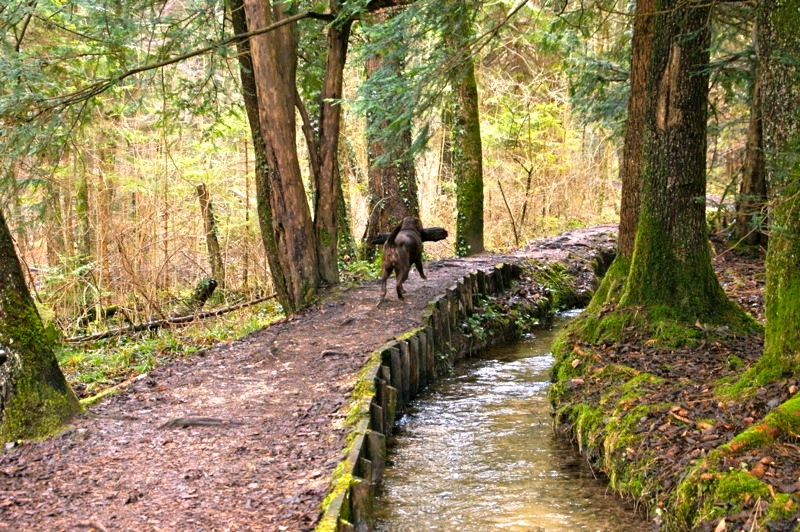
[758,0,800,373]
[453,57,485,256]
[227,0,289,308]
[620,0,738,320]
[312,14,352,285]
[243,0,320,313]
[0,209,80,441]
[196,183,225,288]
[734,32,768,248]
[75,171,93,264]
[617,0,654,260]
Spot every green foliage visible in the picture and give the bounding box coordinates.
[339,258,381,285]
[352,0,489,166]
[0,0,237,195]
[544,0,633,136]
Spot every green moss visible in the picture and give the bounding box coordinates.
[719,358,792,399]
[0,365,81,441]
[567,404,605,452]
[765,493,797,523]
[585,256,630,313]
[674,469,771,528]
[714,469,770,506]
[618,372,665,401]
[317,465,356,531]
[726,354,744,371]
[1,288,81,442]
[716,394,800,456]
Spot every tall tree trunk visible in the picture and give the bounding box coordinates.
[453,57,485,256]
[617,0,654,260]
[312,15,352,285]
[196,183,226,288]
[243,0,319,313]
[758,0,800,374]
[361,20,420,260]
[620,0,739,321]
[584,0,655,311]
[227,0,289,307]
[0,209,80,441]
[734,36,768,248]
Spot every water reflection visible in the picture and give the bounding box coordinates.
[374,315,652,531]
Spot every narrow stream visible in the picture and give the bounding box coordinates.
[374,312,651,531]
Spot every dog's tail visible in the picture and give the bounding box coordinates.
[385,220,404,247]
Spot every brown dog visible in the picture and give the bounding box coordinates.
[380,217,426,301]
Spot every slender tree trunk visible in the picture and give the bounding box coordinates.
[620,0,738,320]
[0,209,80,441]
[758,0,800,373]
[313,15,352,285]
[734,36,768,248]
[243,0,319,313]
[46,187,66,268]
[453,57,485,256]
[196,183,225,288]
[585,0,655,310]
[75,171,93,264]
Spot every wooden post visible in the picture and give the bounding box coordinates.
[399,341,411,406]
[408,334,420,398]
[389,346,403,414]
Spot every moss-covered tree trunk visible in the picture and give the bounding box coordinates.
[619,0,739,321]
[758,0,800,374]
[0,210,80,441]
[453,57,485,257]
[587,0,655,311]
[617,0,654,261]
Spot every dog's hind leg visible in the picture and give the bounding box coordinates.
[414,258,426,279]
[396,265,410,300]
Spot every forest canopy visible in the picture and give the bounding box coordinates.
[0,0,757,330]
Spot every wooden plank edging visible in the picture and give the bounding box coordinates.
[316,263,519,532]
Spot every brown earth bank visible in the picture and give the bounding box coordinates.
[0,225,764,531]
[550,235,800,532]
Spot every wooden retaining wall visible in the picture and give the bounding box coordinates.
[316,262,525,532]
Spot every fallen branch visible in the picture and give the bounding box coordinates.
[158,417,244,429]
[66,293,278,343]
[370,226,449,246]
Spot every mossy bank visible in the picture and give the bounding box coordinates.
[549,300,800,530]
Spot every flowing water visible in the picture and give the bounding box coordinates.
[374,312,652,532]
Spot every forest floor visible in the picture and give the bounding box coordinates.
[0,225,768,531]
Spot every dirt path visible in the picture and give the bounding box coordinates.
[0,225,758,532]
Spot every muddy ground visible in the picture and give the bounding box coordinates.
[0,225,765,531]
